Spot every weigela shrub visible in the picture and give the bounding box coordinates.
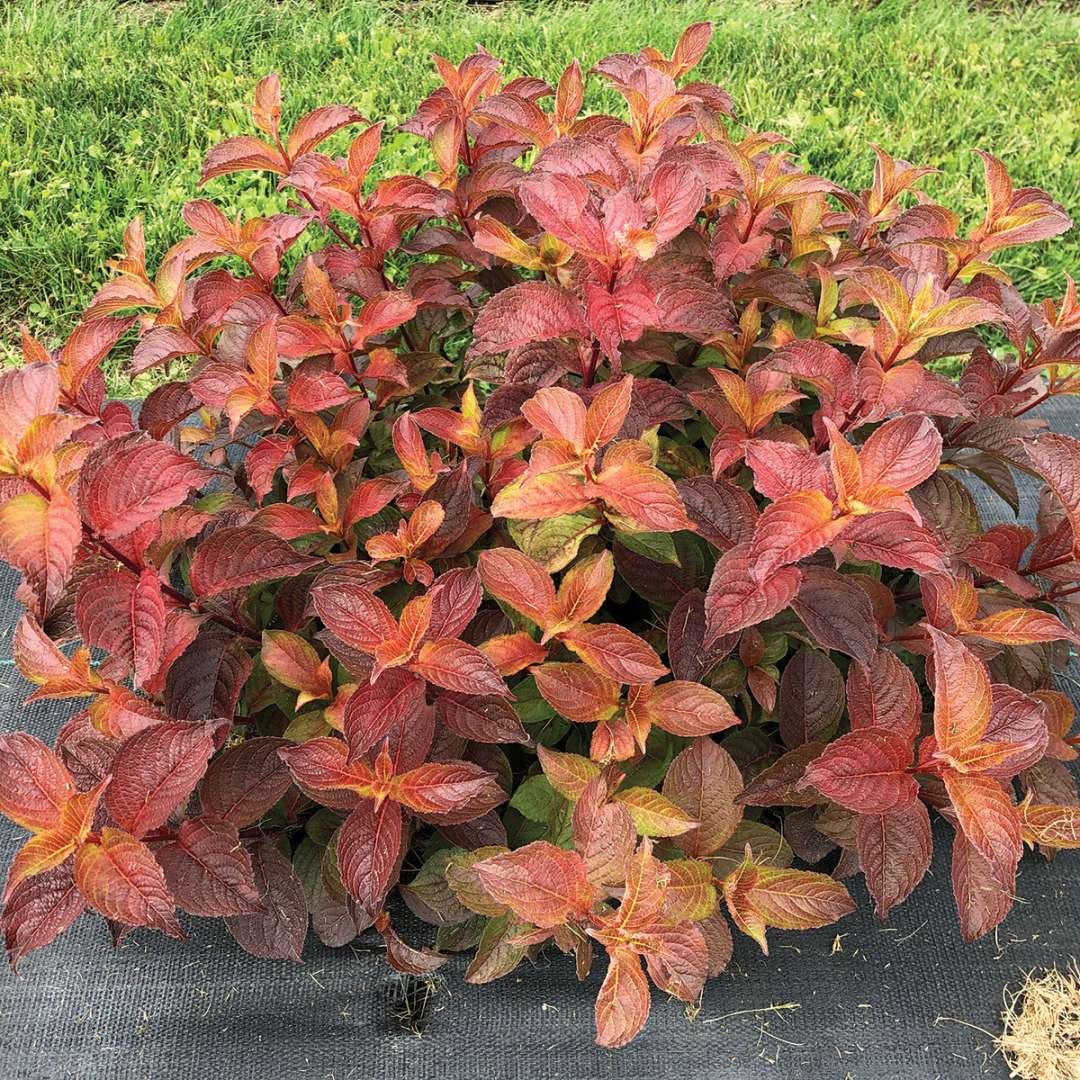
[2,22,1080,1048]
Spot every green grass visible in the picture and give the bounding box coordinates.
[1,0,1078,395]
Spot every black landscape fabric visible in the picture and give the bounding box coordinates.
[1,400,1078,1080]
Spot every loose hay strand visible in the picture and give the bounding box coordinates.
[996,964,1080,1080]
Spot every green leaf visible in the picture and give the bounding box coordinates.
[513,676,558,730]
[283,710,330,743]
[706,820,794,877]
[292,836,324,906]
[613,530,679,565]
[305,807,341,847]
[509,774,561,823]
[621,727,675,789]
[464,912,528,984]
[545,795,575,849]
[399,848,472,926]
[508,510,604,572]
[436,915,485,953]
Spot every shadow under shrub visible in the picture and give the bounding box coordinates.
[1,21,1080,1050]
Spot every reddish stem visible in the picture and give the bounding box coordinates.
[88,533,260,643]
[1024,550,1078,577]
[1010,389,1051,419]
[941,251,974,291]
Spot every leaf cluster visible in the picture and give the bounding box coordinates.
[2,22,1080,1048]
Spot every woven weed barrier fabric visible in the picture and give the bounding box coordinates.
[1,400,1078,1080]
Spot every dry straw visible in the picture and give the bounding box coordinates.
[996,964,1080,1080]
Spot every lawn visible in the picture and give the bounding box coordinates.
[1,0,1078,395]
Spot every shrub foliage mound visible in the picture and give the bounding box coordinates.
[2,22,1080,1048]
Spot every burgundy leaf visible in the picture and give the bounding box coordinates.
[704,542,801,643]
[80,433,212,539]
[436,692,530,745]
[343,671,427,756]
[790,567,877,663]
[199,737,293,826]
[2,861,86,970]
[798,730,917,814]
[190,527,322,597]
[165,623,253,724]
[847,649,922,743]
[856,801,932,919]
[778,647,845,748]
[156,816,264,917]
[76,568,165,687]
[105,721,219,837]
[225,839,307,961]
[336,799,403,913]
[469,282,587,357]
